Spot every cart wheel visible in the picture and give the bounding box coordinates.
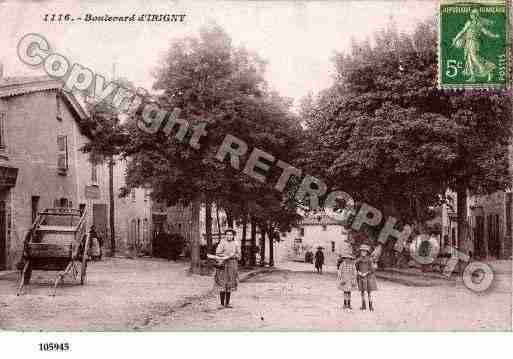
[80,260,87,285]
[23,262,32,285]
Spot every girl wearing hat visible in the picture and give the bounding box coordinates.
[355,244,378,311]
[336,250,358,309]
[214,229,241,308]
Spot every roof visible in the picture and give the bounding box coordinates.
[0,76,89,121]
[300,213,344,226]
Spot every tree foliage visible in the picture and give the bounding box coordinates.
[302,19,512,229]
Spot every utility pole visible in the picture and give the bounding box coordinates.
[108,62,117,256]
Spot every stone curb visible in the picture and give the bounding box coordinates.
[375,272,453,287]
[132,266,277,329]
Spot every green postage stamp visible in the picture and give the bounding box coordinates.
[439,0,510,89]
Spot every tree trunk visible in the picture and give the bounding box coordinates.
[250,218,257,266]
[215,203,221,235]
[205,199,213,253]
[226,211,234,228]
[456,180,469,257]
[190,200,201,274]
[241,216,247,266]
[259,225,266,267]
[268,226,274,267]
[108,157,115,256]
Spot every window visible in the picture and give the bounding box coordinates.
[322,224,327,231]
[137,219,141,246]
[331,241,335,253]
[131,189,136,202]
[299,227,305,236]
[143,218,149,242]
[31,196,40,223]
[57,135,68,174]
[56,94,63,121]
[91,162,98,183]
[144,188,150,202]
[79,203,86,216]
[0,112,6,150]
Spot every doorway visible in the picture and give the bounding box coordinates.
[92,203,108,249]
[488,214,501,258]
[474,216,485,258]
[0,199,6,270]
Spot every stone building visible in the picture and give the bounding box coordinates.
[0,75,109,270]
[468,192,512,259]
[112,158,153,256]
[278,212,349,265]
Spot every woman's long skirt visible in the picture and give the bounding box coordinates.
[214,258,239,292]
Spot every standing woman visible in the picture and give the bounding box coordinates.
[356,244,378,311]
[214,229,241,308]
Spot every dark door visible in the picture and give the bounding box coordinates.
[31,196,40,223]
[488,214,501,258]
[475,216,485,258]
[0,200,6,270]
[92,204,108,247]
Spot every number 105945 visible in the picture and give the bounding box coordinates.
[39,343,70,351]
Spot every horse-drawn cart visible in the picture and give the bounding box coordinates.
[17,208,90,296]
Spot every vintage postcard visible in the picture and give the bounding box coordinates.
[0,0,512,348]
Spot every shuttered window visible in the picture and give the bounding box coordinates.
[57,135,68,173]
[0,112,6,150]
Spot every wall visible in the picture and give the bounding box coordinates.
[112,158,152,255]
[470,191,510,259]
[1,90,108,268]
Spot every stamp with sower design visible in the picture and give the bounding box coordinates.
[438,0,510,90]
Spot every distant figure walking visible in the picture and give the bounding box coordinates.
[314,247,324,274]
[356,244,378,311]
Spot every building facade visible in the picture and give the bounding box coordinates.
[112,158,153,256]
[469,191,512,259]
[0,76,109,270]
[278,213,349,265]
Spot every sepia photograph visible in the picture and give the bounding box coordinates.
[0,0,511,347]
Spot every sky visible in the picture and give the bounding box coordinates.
[0,0,436,112]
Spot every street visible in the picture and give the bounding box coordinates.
[0,258,213,331]
[1,259,511,331]
[149,263,512,331]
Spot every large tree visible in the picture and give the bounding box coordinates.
[121,24,302,271]
[302,19,512,255]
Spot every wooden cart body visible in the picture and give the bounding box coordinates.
[17,208,90,296]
